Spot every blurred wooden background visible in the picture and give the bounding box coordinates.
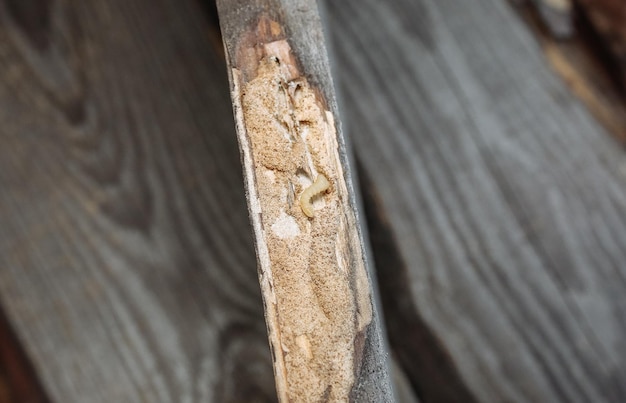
[0,0,625,402]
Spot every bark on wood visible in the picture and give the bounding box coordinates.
[215,1,394,401]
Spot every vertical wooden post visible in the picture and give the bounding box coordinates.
[215,1,395,401]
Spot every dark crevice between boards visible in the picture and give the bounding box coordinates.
[4,0,53,51]
[215,323,278,403]
[516,0,624,96]
[572,1,625,95]
[196,0,219,27]
[511,0,626,143]
[356,159,479,403]
[0,306,50,403]
[196,0,225,59]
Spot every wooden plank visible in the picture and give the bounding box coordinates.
[325,0,626,402]
[0,0,276,401]
[215,1,394,401]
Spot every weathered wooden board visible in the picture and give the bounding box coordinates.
[2,0,626,401]
[215,1,394,401]
[326,0,626,402]
[0,0,276,401]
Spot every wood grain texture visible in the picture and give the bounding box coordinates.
[0,0,276,401]
[326,0,626,401]
[4,0,626,402]
[216,1,394,401]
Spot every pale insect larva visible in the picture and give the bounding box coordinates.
[300,174,330,218]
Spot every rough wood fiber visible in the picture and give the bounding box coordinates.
[4,0,625,402]
[0,0,276,401]
[216,1,394,401]
[326,0,626,402]
[238,51,371,401]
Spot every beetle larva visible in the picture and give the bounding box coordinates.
[299,174,330,218]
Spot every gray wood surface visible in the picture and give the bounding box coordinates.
[326,0,626,402]
[1,0,625,401]
[0,0,275,401]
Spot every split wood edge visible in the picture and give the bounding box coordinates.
[225,16,375,402]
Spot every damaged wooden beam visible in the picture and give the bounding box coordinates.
[215,1,394,401]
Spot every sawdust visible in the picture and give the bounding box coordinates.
[235,40,372,402]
